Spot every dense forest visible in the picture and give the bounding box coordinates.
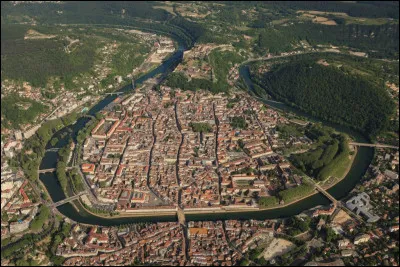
[253,61,395,137]
[222,1,399,19]
[1,36,96,88]
[255,22,399,58]
[1,1,202,48]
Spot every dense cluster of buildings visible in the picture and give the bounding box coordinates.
[1,176,39,236]
[59,219,277,266]
[79,86,306,213]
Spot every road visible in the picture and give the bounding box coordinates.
[174,101,184,207]
[212,102,222,202]
[146,111,166,203]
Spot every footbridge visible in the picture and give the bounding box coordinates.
[50,191,88,208]
[349,142,398,149]
[46,148,60,152]
[104,91,124,96]
[310,178,365,223]
[38,167,73,174]
[314,183,338,206]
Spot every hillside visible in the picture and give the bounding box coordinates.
[252,61,395,137]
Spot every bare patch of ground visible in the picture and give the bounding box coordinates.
[349,51,367,57]
[261,238,296,261]
[297,10,349,17]
[312,16,337,25]
[317,59,330,66]
[332,209,352,225]
[24,29,57,40]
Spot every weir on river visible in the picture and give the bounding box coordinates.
[38,33,374,226]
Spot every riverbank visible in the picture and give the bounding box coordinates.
[70,145,357,219]
[76,202,178,218]
[320,146,358,189]
[258,142,358,211]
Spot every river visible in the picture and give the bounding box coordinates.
[39,33,374,226]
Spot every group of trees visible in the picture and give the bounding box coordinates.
[276,124,304,139]
[166,72,215,92]
[230,116,248,129]
[68,169,85,193]
[109,42,150,81]
[1,94,48,129]
[55,143,72,192]
[255,61,395,137]
[1,214,55,261]
[208,49,244,92]
[258,182,315,208]
[166,49,244,94]
[285,216,311,236]
[29,205,50,231]
[48,221,71,265]
[258,196,279,208]
[279,183,315,203]
[290,125,351,181]
[8,112,79,183]
[189,122,213,133]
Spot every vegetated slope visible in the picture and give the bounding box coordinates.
[256,61,395,137]
[1,1,204,48]
[1,94,48,129]
[165,49,244,93]
[1,24,95,88]
[290,124,351,181]
[255,22,399,58]
[265,1,399,19]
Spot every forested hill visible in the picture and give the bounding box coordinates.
[254,61,395,137]
[0,1,203,48]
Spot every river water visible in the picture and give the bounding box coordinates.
[39,35,374,226]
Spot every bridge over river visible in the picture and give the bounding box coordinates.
[38,167,74,174]
[306,178,365,223]
[349,142,398,149]
[50,191,88,208]
[45,148,60,152]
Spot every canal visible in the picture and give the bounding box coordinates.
[39,33,374,226]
